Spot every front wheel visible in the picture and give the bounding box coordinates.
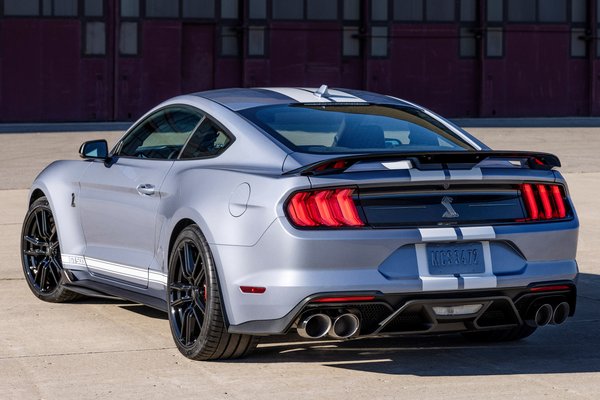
[21,196,80,302]
[167,225,258,360]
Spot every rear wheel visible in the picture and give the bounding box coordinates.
[21,196,80,302]
[461,325,537,342]
[167,225,258,360]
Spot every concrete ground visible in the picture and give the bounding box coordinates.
[0,128,599,399]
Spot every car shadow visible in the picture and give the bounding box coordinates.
[70,297,168,320]
[238,272,600,376]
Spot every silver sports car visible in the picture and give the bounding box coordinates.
[21,86,578,360]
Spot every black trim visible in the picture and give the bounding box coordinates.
[113,103,236,161]
[65,280,168,312]
[228,282,577,335]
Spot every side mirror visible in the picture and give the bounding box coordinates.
[79,140,109,160]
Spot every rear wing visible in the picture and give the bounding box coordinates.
[283,151,561,176]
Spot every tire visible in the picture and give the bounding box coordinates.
[167,225,258,360]
[21,196,81,302]
[461,325,537,342]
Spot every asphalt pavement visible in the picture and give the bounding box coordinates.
[1,127,599,399]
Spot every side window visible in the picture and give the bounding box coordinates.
[180,118,232,159]
[119,107,202,159]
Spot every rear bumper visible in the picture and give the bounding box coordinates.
[212,217,578,328]
[228,282,577,335]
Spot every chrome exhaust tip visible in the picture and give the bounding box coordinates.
[328,313,360,339]
[297,313,332,339]
[534,303,553,327]
[552,302,570,325]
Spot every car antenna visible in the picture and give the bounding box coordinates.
[314,84,329,98]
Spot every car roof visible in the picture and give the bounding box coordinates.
[192,87,413,111]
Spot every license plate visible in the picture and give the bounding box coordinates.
[427,242,484,275]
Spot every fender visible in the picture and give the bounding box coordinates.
[28,160,92,265]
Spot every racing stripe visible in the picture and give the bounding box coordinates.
[409,169,446,182]
[460,226,495,240]
[149,270,168,285]
[419,227,457,242]
[260,88,331,103]
[417,227,497,290]
[462,241,497,289]
[86,257,148,283]
[300,88,367,103]
[415,243,459,291]
[449,168,483,180]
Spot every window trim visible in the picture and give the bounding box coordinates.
[113,104,236,161]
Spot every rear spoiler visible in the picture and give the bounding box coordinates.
[284,151,561,176]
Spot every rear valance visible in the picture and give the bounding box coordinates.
[283,151,561,176]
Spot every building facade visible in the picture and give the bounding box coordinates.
[0,0,598,122]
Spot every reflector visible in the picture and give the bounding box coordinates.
[240,286,266,294]
[432,304,483,316]
[312,296,376,303]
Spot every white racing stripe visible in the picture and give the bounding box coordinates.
[86,257,148,282]
[260,88,331,103]
[409,169,446,182]
[460,226,496,240]
[419,228,457,242]
[309,88,367,103]
[462,241,497,289]
[449,168,483,180]
[382,160,413,170]
[416,228,497,291]
[149,271,168,285]
[415,244,459,291]
[62,254,168,286]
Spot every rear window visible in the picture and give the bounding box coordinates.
[239,104,473,153]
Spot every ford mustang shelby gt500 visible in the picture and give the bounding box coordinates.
[22,86,578,360]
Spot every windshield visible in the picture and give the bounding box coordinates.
[239,104,474,154]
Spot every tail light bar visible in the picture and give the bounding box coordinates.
[521,183,567,221]
[286,188,365,228]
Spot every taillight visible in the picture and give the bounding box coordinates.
[286,188,365,228]
[520,183,568,221]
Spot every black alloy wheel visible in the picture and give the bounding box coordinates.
[21,196,79,302]
[167,225,258,360]
[169,234,207,349]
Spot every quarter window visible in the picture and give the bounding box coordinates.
[119,108,203,160]
[180,118,232,159]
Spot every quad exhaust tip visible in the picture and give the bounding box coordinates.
[329,313,360,339]
[531,302,570,327]
[297,312,362,339]
[534,304,553,327]
[552,302,570,325]
[297,313,332,339]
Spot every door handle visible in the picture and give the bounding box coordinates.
[136,184,156,196]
